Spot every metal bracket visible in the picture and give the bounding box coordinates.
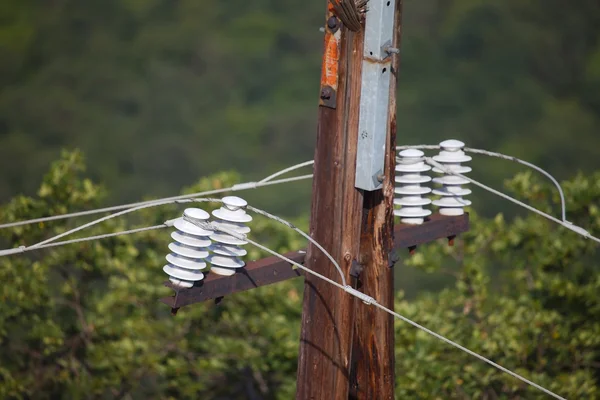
[318,12,342,109]
[350,260,364,278]
[350,260,364,290]
[355,0,396,191]
[388,250,400,268]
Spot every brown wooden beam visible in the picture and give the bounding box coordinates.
[394,213,469,249]
[160,213,469,308]
[160,250,304,308]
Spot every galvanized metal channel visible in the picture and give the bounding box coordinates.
[355,0,397,191]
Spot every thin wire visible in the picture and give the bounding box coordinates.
[0,193,566,398]
[0,172,313,230]
[185,217,566,400]
[397,145,567,222]
[0,224,173,256]
[464,148,566,222]
[258,160,314,184]
[245,205,346,286]
[185,216,345,289]
[28,198,216,249]
[369,301,566,400]
[1,197,347,286]
[425,157,600,245]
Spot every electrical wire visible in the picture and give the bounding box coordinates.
[258,160,314,184]
[0,224,174,256]
[245,205,346,286]
[370,301,566,400]
[185,216,566,400]
[0,197,347,287]
[0,145,574,232]
[0,166,314,229]
[0,191,569,398]
[396,145,567,222]
[425,157,600,245]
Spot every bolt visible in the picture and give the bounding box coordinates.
[385,46,400,54]
[320,87,332,100]
[327,16,338,30]
[448,235,456,246]
[388,250,400,267]
[377,174,385,182]
[408,245,417,256]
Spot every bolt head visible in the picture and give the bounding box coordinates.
[320,87,332,100]
[327,16,338,29]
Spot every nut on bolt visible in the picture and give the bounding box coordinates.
[408,245,417,256]
[447,235,456,246]
[327,16,338,30]
[320,87,333,100]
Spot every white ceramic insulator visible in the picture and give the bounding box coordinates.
[164,208,212,288]
[432,139,473,216]
[394,149,432,225]
[208,196,252,276]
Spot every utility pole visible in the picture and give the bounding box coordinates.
[296,0,402,398]
[161,0,468,396]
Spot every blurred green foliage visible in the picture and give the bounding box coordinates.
[0,0,599,216]
[0,151,598,399]
[1,0,600,398]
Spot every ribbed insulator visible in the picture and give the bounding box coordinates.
[208,196,252,276]
[394,149,432,225]
[164,208,211,288]
[432,139,472,215]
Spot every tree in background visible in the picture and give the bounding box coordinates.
[0,0,599,215]
[0,151,598,399]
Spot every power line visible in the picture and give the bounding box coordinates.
[258,160,314,184]
[0,187,571,398]
[396,145,567,222]
[0,145,580,237]
[370,301,566,400]
[185,215,566,400]
[245,204,346,286]
[425,157,600,245]
[0,197,347,287]
[0,170,313,230]
[0,224,174,256]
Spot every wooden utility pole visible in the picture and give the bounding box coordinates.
[296,0,402,398]
[161,0,467,396]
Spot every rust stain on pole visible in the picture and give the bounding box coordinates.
[319,5,341,109]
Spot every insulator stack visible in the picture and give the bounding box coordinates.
[164,208,212,288]
[208,196,252,276]
[432,139,472,215]
[394,149,432,225]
